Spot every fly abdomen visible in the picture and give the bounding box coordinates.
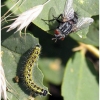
[58,21,72,35]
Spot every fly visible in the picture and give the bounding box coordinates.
[43,0,94,42]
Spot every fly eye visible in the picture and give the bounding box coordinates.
[54,29,60,35]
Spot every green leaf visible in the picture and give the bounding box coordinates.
[2,33,49,100]
[61,52,98,100]
[3,0,99,39]
[2,32,39,54]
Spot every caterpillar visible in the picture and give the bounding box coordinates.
[20,45,49,96]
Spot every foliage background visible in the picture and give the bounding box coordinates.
[1,0,99,100]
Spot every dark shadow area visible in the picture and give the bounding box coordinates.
[1,0,7,3]
[49,83,63,100]
[28,23,78,65]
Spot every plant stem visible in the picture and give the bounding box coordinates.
[79,42,99,58]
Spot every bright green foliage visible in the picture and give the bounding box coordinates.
[62,52,98,100]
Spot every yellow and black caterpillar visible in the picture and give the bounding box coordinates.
[20,45,48,96]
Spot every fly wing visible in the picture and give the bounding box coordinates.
[74,17,94,31]
[63,0,74,20]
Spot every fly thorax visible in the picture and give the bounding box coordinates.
[58,22,72,35]
[71,12,78,24]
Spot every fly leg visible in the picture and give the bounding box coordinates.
[41,14,63,25]
[52,14,63,23]
[52,14,62,20]
[41,15,57,25]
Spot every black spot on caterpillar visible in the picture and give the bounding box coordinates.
[20,45,49,96]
